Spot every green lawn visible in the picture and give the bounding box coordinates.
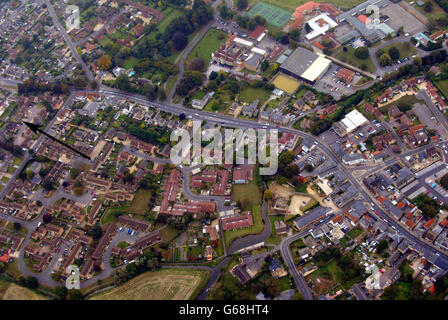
[265,215,284,245]
[346,227,363,240]
[101,204,131,224]
[238,87,272,105]
[117,241,130,249]
[435,79,448,100]
[204,91,233,112]
[123,57,140,70]
[12,158,22,166]
[149,8,183,40]
[231,179,262,206]
[379,94,423,112]
[159,226,182,245]
[129,188,153,215]
[187,28,228,66]
[380,42,417,60]
[334,46,376,73]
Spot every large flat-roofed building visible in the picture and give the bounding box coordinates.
[305,13,338,40]
[279,47,331,84]
[334,109,368,136]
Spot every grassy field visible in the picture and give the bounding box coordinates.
[89,269,210,300]
[238,87,272,105]
[435,79,448,99]
[0,280,47,300]
[265,215,284,245]
[380,42,417,60]
[334,46,376,73]
[123,57,140,70]
[231,179,262,206]
[159,225,183,245]
[346,227,363,239]
[379,94,423,111]
[149,8,183,40]
[129,189,152,215]
[187,28,228,66]
[272,74,301,94]
[248,0,366,12]
[101,204,131,224]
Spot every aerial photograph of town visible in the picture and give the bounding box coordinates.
[1,0,448,307]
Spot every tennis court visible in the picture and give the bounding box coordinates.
[247,2,292,27]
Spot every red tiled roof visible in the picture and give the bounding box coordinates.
[358,14,368,24]
[249,25,265,40]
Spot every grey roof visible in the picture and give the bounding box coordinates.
[336,0,389,43]
[337,0,389,22]
[337,29,360,44]
[346,200,368,220]
[293,206,332,229]
[245,53,263,67]
[279,47,319,78]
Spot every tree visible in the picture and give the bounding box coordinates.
[24,276,38,289]
[70,167,81,178]
[42,179,54,191]
[189,57,205,71]
[354,46,369,59]
[89,80,98,89]
[97,54,112,70]
[264,277,281,298]
[73,180,84,196]
[172,32,188,51]
[67,289,83,300]
[236,0,248,10]
[379,53,392,67]
[209,71,218,80]
[424,1,433,12]
[322,39,333,48]
[112,268,129,285]
[261,60,269,71]
[264,190,273,201]
[54,286,68,300]
[219,4,232,20]
[376,239,389,254]
[13,222,21,231]
[388,46,400,61]
[88,224,103,240]
[289,29,300,41]
[304,163,314,172]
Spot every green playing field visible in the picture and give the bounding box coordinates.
[247,2,292,27]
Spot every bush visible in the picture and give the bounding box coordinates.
[354,46,369,59]
[388,46,400,61]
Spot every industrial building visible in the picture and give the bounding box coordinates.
[278,47,331,84]
[334,109,369,136]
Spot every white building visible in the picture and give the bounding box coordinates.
[338,109,368,134]
[305,13,338,40]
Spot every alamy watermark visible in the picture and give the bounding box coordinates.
[65,265,80,290]
[365,5,381,30]
[170,121,279,175]
[65,5,80,31]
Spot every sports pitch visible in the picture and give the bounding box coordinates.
[272,73,301,94]
[247,2,292,27]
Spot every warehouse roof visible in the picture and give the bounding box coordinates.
[280,47,318,77]
[301,55,331,82]
[280,47,331,82]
